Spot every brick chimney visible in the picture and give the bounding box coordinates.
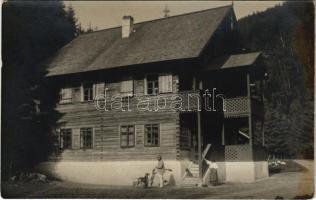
[122,16,134,38]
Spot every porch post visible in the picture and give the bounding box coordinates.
[197,80,203,179]
[262,120,265,146]
[247,73,253,145]
[260,80,265,146]
[221,122,225,145]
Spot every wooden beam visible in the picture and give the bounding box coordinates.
[262,119,265,146]
[247,73,253,146]
[197,80,203,179]
[197,110,202,179]
[260,79,265,146]
[221,122,225,145]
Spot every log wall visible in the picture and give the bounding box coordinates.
[56,74,182,161]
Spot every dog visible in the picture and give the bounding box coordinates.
[134,173,150,188]
[149,169,156,187]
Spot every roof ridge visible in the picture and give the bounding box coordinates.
[81,5,232,36]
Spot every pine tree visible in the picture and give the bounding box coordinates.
[238,1,314,158]
[2,0,79,179]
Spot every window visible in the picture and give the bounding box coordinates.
[60,128,72,149]
[83,83,93,101]
[146,75,159,95]
[120,125,135,148]
[60,88,72,104]
[144,124,159,147]
[80,128,93,149]
[121,80,134,97]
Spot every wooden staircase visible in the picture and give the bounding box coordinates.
[181,144,212,187]
[181,162,201,187]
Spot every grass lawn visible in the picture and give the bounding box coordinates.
[1,160,314,199]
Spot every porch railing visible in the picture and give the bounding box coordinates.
[224,96,250,118]
[203,144,267,162]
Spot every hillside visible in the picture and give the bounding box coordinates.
[238,2,314,158]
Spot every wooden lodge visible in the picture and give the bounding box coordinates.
[41,5,268,186]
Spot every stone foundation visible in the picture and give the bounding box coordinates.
[225,161,269,182]
[36,160,182,186]
[36,160,268,185]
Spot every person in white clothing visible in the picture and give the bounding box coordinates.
[155,155,165,188]
[205,159,219,186]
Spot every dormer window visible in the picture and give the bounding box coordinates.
[83,83,93,101]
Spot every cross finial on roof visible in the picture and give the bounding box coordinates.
[163,5,170,18]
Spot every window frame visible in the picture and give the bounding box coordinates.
[145,74,159,95]
[120,125,135,148]
[80,127,93,149]
[59,128,72,150]
[82,82,94,102]
[144,124,160,147]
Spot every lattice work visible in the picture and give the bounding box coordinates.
[225,145,252,161]
[179,91,201,112]
[225,148,238,159]
[225,97,249,113]
[224,97,249,117]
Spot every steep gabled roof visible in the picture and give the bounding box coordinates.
[46,5,232,76]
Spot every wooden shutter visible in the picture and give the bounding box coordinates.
[94,82,105,99]
[144,77,147,95]
[159,74,172,93]
[121,80,133,97]
[60,88,72,103]
[72,87,81,103]
[80,85,84,102]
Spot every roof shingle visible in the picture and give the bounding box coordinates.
[202,52,262,71]
[221,52,261,69]
[46,5,232,76]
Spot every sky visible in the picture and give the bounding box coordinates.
[64,1,284,30]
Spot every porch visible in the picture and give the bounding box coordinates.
[179,68,267,185]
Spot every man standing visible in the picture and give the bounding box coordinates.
[155,155,165,188]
